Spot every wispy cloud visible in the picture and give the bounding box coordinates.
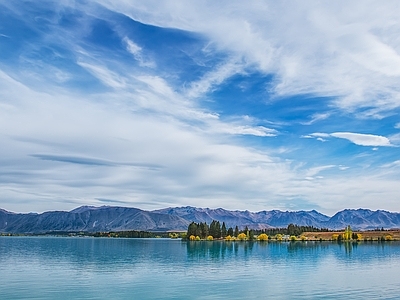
[1,1,400,215]
[331,132,394,147]
[184,60,244,99]
[123,37,155,68]
[217,125,277,137]
[305,132,394,147]
[305,165,336,177]
[97,1,400,118]
[77,61,127,89]
[301,113,330,125]
[31,154,162,169]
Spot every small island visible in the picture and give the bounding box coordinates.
[184,221,400,242]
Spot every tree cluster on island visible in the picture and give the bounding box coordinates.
[185,221,329,241]
[185,222,398,242]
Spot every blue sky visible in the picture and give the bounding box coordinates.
[1,1,400,215]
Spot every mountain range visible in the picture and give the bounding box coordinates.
[1,206,400,233]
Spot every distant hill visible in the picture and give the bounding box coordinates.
[0,206,190,233]
[153,207,330,229]
[326,209,400,230]
[1,206,400,233]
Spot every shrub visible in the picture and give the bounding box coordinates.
[237,233,247,241]
[195,236,201,241]
[189,235,196,241]
[290,235,297,242]
[300,235,307,241]
[385,235,393,241]
[257,233,268,241]
[169,233,179,239]
[207,235,214,241]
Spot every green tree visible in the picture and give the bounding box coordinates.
[209,220,217,237]
[210,220,221,238]
[187,222,198,238]
[234,226,239,237]
[244,225,249,235]
[199,222,209,239]
[249,229,255,241]
[287,224,296,236]
[221,222,227,238]
[227,227,233,237]
[216,221,221,238]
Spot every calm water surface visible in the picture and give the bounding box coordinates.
[1,237,400,299]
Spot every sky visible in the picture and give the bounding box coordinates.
[1,0,400,215]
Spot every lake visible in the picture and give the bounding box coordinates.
[1,237,400,299]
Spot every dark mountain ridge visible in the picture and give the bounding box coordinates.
[1,206,400,233]
[0,206,190,233]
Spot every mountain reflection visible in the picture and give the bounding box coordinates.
[186,241,255,260]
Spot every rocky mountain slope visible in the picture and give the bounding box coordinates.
[1,206,400,233]
[0,206,190,233]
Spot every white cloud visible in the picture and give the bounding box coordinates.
[310,133,331,138]
[96,0,400,117]
[389,133,400,145]
[217,125,277,137]
[301,113,330,125]
[184,60,244,99]
[3,1,400,215]
[331,132,393,147]
[77,61,126,89]
[381,160,400,168]
[123,37,155,68]
[305,165,336,177]
[125,37,141,56]
[395,123,400,129]
[306,131,394,147]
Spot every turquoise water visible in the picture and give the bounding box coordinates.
[1,237,400,299]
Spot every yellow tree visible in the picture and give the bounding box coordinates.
[237,233,247,241]
[385,235,393,241]
[344,225,352,240]
[257,233,268,241]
